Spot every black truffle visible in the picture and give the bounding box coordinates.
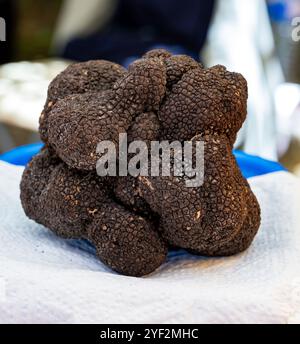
[20,49,261,277]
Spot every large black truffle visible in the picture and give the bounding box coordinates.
[20,49,261,277]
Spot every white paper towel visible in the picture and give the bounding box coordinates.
[0,161,300,324]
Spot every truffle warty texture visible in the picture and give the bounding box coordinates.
[20,49,261,277]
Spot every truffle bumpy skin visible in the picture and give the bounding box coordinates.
[133,134,260,256]
[41,57,166,170]
[20,149,167,277]
[20,49,261,277]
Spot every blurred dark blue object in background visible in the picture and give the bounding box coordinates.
[62,0,215,64]
[0,143,44,166]
[267,0,287,22]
